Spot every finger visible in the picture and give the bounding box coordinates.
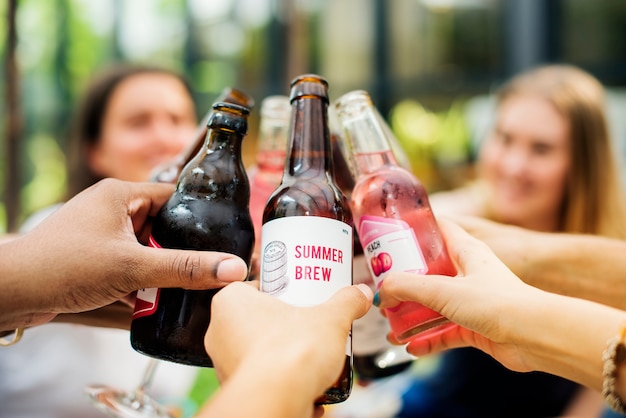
[321,284,373,326]
[377,271,456,311]
[122,182,176,234]
[245,279,261,290]
[124,182,176,217]
[442,214,490,235]
[312,405,325,418]
[437,219,503,275]
[404,323,468,357]
[210,281,261,312]
[128,247,248,290]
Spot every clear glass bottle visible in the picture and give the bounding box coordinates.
[329,110,415,382]
[248,95,291,278]
[260,75,353,404]
[335,90,456,344]
[130,102,254,367]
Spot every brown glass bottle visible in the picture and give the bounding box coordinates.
[150,87,255,183]
[260,75,354,404]
[130,102,254,367]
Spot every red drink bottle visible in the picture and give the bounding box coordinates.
[130,102,254,367]
[248,95,291,278]
[260,75,353,404]
[334,90,456,344]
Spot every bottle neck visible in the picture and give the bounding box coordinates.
[337,99,399,177]
[178,128,248,199]
[204,129,244,158]
[256,119,289,172]
[286,97,333,179]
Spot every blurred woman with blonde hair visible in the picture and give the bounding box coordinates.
[398,64,626,418]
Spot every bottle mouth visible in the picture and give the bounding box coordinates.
[208,102,249,134]
[212,101,250,115]
[289,74,329,104]
[333,90,372,115]
[260,95,291,119]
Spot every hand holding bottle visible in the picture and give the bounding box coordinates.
[200,281,373,418]
[131,102,255,367]
[335,90,456,344]
[0,179,248,333]
[375,219,543,371]
[260,75,355,404]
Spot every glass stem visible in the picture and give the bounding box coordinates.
[137,359,159,394]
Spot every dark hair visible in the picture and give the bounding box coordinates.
[66,63,194,198]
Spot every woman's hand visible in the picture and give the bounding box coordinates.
[377,219,543,373]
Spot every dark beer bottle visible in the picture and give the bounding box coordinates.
[130,102,254,367]
[150,87,255,183]
[260,74,354,404]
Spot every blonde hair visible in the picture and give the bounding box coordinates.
[494,65,626,239]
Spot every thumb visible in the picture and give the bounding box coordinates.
[322,284,373,326]
[130,246,248,290]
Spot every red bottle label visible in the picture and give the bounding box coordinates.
[132,235,161,319]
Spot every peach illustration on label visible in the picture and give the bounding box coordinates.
[371,255,383,277]
[378,252,392,273]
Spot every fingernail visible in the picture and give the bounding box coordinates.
[373,291,380,307]
[217,258,247,282]
[356,283,372,298]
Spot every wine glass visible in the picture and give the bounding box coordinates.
[85,358,177,418]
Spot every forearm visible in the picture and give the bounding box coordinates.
[196,355,317,418]
[519,233,626,310]
[512,289,625,391]
[0,233,19,244]
[0,236,56,331]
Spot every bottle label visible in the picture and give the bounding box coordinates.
[358,215,427,288]
[260,216,353,355]
[132,235,161,319]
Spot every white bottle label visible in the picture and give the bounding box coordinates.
[261,216,353,355]
[358,215,427,287]
[261,216,353,304]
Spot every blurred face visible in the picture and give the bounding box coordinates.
[89,73,197,182]
[478,94,571,231]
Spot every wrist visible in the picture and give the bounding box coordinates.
[204,350,317,418]
[0,237,54,330]
[512,290,623,388]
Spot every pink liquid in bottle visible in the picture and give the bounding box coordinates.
[351,150,457,343]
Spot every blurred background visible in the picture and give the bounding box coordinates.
[2,0,626,232]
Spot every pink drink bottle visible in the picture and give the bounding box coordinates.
[334,90,456,343]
